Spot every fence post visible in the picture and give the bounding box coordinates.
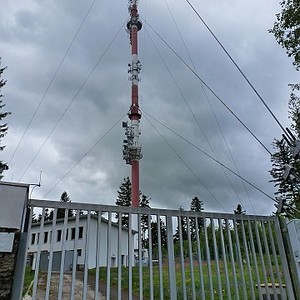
[0,182,30,300]
[166,215,177,300]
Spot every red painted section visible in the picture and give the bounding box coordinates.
[131,160,139,207]
[129,2,141,208]
[131,27,138,55]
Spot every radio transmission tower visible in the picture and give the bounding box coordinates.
[122,0,143,207]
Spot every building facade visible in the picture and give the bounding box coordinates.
[27,214,136,271]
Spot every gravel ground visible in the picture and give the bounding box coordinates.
[23,272,105,300]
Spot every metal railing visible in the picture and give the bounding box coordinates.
[22,199,296,299]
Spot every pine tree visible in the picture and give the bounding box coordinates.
[174,206,188,241]
[150,219,167,249]
[270,84,300,217]
[234,203,246,225]
[56,191,73,219]
[0,60,11,179]
[140,194,150,248]
[115,177,132,227]
[190,196,204,241]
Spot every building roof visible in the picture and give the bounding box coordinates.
[31,213,138,234]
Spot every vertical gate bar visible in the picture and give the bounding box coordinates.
[71,210,80,300]
[117,211,122,300]
[211,217,223,300]
[247,218,262,300]
[204,218,214,299]
[58,209,69,300]
[138,213,143,300]
[274,217,296,300]
[254,220,271,300]
[226,219,239,300]
[157,215,164,300]
[187,217,196,299]
[233,218,247,299]
[178,215,187,300]
[195,216,205,299]
[18,207,33,300]
[83,211,91,300]
[240,219,255,300]
[148,213,154,300]
[45,208,58,300]
[106,211,112,300]
[261,220,278,300]
[218,218,231,300]
[128,212,133,300]
[95,211,102,300]
[267,221,285,298]
[32,207,46,300]
[166,215,177,300]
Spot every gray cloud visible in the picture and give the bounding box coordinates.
[0,0,297,216]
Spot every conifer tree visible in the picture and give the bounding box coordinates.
[190,196,204,240]
[0,60,11,179]
[174,206,188,241]
[270,84,300,217]
[115,177,132,227]
[140,194,150,248]
[56,191,73,219]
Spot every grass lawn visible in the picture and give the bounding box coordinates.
[23,266,34,296]
[89,259,283,300]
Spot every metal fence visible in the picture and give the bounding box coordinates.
[21,199,296,299]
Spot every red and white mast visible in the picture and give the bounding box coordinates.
[123,0,142,207]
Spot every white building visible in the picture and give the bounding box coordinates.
[27,214,136,271]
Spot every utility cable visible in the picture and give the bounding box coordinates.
[185,0,289,139]
[142,18,272,156]
[163,0,253,212]
[42,113,126,199]
[144,114,227,212]
[145,28,236,211]
[9,0,97,166]
[18,22,125,182]
[143,110,277,203]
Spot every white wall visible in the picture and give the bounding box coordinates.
[28,215,136,269]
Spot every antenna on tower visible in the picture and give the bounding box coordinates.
[122,0,143,207]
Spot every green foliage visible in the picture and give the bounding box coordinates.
[190,196,204,241]
[269,0,300,70]
[56,191,73,219]
[115,177,132,227]
[270,84,300,218]
[140,194,151,248]
[22,266,34,296]
[149,219,167,252]
[0,59,11,178]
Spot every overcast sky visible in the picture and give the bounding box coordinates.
[0,0,298,215]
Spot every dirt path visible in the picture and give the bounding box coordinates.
[33,272,105,300]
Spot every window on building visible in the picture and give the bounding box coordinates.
[37,233,40,244]
[79,226,83,239]
[77,249,82,257]
[71,228,76,240]
[57,230,62,242]
[31,233,36,245]
[66,229,69,241]
[43,232,48,243]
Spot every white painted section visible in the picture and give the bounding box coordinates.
[287,219,300,287]
[131,119,140,146]
[28,215,136,269]
[0,232,15,252]
[0,182,29,229]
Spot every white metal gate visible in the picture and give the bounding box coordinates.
[20,199,297,299]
